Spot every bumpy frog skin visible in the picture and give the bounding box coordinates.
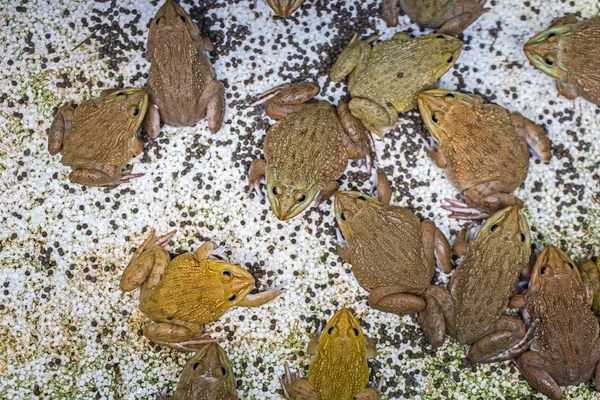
[418,89,552,220]
[48,88,159,187]
[120,230,284,352]
[159,343,238,400]
[248,82,374,221]
[280,308,380,400]
[382,0,489,34]
[514,246,600,400]
[330,33,462,137]
[146,0,226,132]
[421,206,532,362]
[524,15,600,107]
[580,258,600,315]
[334,171,452,347]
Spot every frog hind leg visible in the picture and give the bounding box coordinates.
[381,0,399,27]
[556,79,580,100]
[337,101,371,163]
[48,105,75,155]
[252,82,320,120]
[120,229,175,292]
[510,111,552,162]
[280,364,318,400]
[443,183,523,220]
[355,387,381,400]
[144,322,217,352]
[417,285,453,347]
[421,220,452,275]
[517,351,564,400]
[348,98,397,139]
[330,34,375,88]
[69,163,142,187]
[193,80,226,133]
[468,315,528,363]
[368,285,427,315]
[143,103,161,139]
[437,2,490,36]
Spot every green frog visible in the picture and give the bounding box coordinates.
[120,230,284,352]
[146,0,226,132]
[524,15,600,107]
[334,171,452,347]
[422,206,532,362]
[418,89,552,220]
[580,258,600,315]
[249,82,373,221]
[280,308,380,400]
[514,246,600,400]
[330,33,462,137]
[159,343,238,400]
[48,88,159,187]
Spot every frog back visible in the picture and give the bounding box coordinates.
[61,99,135,167]
[440,103,529,192]
[527,278,599,385]
[264,102,348,186]
[308,341,370,400]
[140,253,228,325]
[560,17,600,105]
[450,234,528,344]
[350,39,445,113]
[348,205,432,291]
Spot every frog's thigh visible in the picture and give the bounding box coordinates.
[69,163,122,187]
[468,315,526,363]
[510,112,552,162]
[368,286,426,315]
[437,12,479,36]
[417,293,446,347]
[143,322,198,344]
[120,245,170,291]
[556,80,580,100]
[203,80,226,133]
[465,184,523,213]
[518,351,563,400]
[355,387,381,400]
[48,105,75,155]
[289,378,318,400]
[421,220,452,274]
[381,0,399,27]
[337,101,370,160]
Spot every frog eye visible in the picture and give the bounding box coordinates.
[327,327,334,335]
[295,193,307,203]
[222,270,232,278]
[133,108,140,116]
[179,16,186,23]
[436,35,444,39]
[358,195,367,201]
[352,328,359,336]
[490,224,499,232]
[431,114,439,124]
[545,58,554,66]
[155,17,161,25]
[445,93,455,98]
[520,233,526,242]
[540,266,547,275]
[568,262,575,270]
[340,213,347,222]
[192,362,199,370]
[272,186,280,196]
[547,32,556,38]
[228,294,237,302]
[221,367,228,375]
[116,92,125,97]
[446,55,454,63]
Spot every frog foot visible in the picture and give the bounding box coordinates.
[207,245,227,260]
[131,229,176,262]
[250,83,295,107]
[442,198,490,220]
[482,318,538,363]
[171,331,221,353]
[119,169,145,184]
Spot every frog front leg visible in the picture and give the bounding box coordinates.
[69,162,143,187]
[437,0,490,36]
[556,79,580,100]
[517,351,564,400]
[368,285,426,315]
[280,363,318,400]
[194,79,226,133]
[381,0,399,27]
[510,111,552,162]
[48,104,75,155]
[468,315,527,363]
[330,34,376,89]
[253,82,320,120]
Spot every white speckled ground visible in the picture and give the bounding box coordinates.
[1,0,599,399]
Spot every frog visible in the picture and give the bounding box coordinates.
[280,308,381,400]
[48,87,159,187]
[334,171,452,347]
[330,33,462,137]
[420,206,533,362]
[146,0,226,132]
[580,258,600,315]
[120,229,285,352]
[159,343,238,400]
[418,89,552,220]
[381,0,489,34]
[523,15,600,107]
[248,82,374,221]
[513,246,600,400]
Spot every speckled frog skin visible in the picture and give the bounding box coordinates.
[146,0,226,132]
[47,88,159,187]
[280,308,380,400]
[418,89,552,219]
[382,0,489,34]
[334,175,452,347]
[330,33,462,137]
[424,206,532,362]
[120,230,284,352]
[515,246,600,400]
[248,82,373,221]
[160,343,238,400]
[524,15,600,107]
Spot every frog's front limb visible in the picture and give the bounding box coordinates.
[437,0,490,36]
[467,315,527,363]
[144,322,218,352]
[315,180,340,206]
[280,363,318,400]
[517,351,564,400]
[330,34,377,89]
[555,80,580,100]
[368,285,426,314]
[247,159,266,195]
[48,105,75,155]
[254,82,320,120]
[236,285,285,307]
[381,0,399,26]
[143,103,161,139]
[510,112,552,162]
[418,285,453,347]
[69,163,143,187]
[348,98,397,139]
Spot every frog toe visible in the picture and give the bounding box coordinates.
[441,198,490,220]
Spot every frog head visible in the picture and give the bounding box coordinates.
[147,0,200,58]
[103,88,149,132]
[420,34,463,78]
[529,246,584,295]
[316,308,367,359]
[523,26,570,80]
[334,191,381,240]
[475,206,531,258]
[265,0,305,18]
[266,167,320,221]
[206,259,255,311]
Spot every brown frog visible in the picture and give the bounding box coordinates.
[334,172,452,347]
[248,82,373,221]
[418,89,552,220]
[514,246,600,400]
[580,258,600,315]
[524,15,600,107]
[48,88,159,187]
[159,343,238,400]
[120,230,284,352]
[382,0,489,34]
[330,33,462,137]
[422,206,532,362]
[146,0,225,132]
[280,308,380,400]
